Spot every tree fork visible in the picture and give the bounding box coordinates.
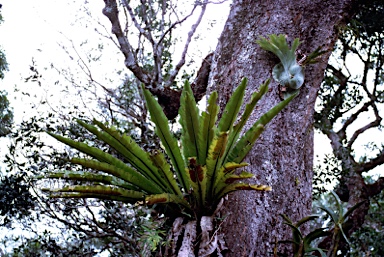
[147,52,214,120]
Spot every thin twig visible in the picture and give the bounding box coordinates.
[165,0,208,87]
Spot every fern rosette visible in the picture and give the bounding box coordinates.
[42,77,296,218]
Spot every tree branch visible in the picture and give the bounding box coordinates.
[317,65,349,135]
[156,4,198,48]
[102,0,151,85]
[347,108,382,148]
[359,148,384,173]
[121,0,155,45]
[102,0,213,119]
[191,52,214,102]
[337,101,370,141]
[165,0,208,87]
[367,177,384,197]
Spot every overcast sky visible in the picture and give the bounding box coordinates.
[0,1,232,122]
[1,1,105,120]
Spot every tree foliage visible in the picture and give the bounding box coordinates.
[0,9,7,80]
[0,172,35,226]
[0,9,12,137]
[0,90,13,137]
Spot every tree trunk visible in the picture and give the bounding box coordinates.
[208,0,357,255]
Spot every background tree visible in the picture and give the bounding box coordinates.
[0,91,12,137]
[314,0,384,254]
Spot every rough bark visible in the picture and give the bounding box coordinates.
[208,0,357,255]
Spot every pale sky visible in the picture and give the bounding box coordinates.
[0,0,231,123]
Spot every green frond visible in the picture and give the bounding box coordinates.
[283,222,304,242]
[342,200,367,221]
[252,89,298,127]
[47,132,155,184]
[69,158,162,194]
[338,225,351,245]
[295,215,320,227]
[207,131,228,162]
[145,193,190,209]
[46,192,141,204]
[229,91,298,163]
[300,47,327,66]
[329,191,343,220]
[220,162,249,175]
[212,162,249,193]
[46,132,113,163]
[280,213,293,224]
[217,77,247,132]
[303,228,329,250]
[215,183,271,200]
[222,171,254,184]
[214,171,255,197]
[43,171,140,191]
[206,131,229,200]
[199,91,219,165]
[280,213,330,256]
[257,34,300,68]
[231,80,269,136]
[305,248,327,257]
[227,124,265,163]
[319,205,338,224]
[142,85,189,191]
[291,38,301,54]
[179,81,202,162]
[222,79,269,164]
[149,150,183,196]
[48,185,145,203]
[79,120,166,191]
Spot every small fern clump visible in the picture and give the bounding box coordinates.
[42,78,296,218]
[257,34,325,99]
[276,191,367,257]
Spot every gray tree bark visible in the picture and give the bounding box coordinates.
[208,0,357,255]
